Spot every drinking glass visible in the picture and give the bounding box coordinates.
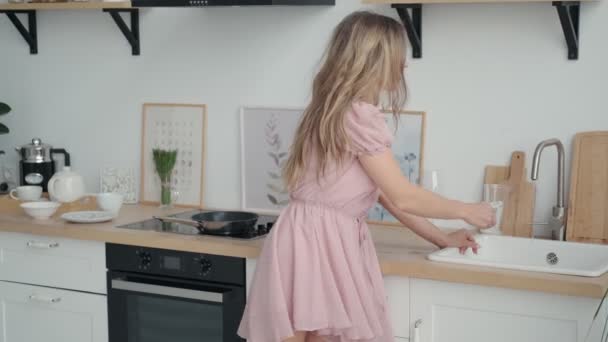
[421,170,440,193]
[481,184,510,235]
[422,170,440,225]
[160,180,180,209]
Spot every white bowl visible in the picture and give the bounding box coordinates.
[20,201,61,220]
[96,192,123,217]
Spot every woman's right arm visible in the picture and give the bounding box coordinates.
[360,150,494,228]
[343,101,493,228]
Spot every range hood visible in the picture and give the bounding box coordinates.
[132,0,334,6]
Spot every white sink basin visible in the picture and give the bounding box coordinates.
[428,234,608,277]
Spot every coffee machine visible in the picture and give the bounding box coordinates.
[16,138,70,192]
[0,150,7,194]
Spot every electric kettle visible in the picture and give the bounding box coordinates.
[15,138,70,192]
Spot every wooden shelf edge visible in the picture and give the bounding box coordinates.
[363,0,596,4]
[0,1,132,10]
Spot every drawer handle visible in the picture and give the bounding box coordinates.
[111,279,224,303]
[413,319,422,342]
[28,295,61,303]
[26,241,59,249]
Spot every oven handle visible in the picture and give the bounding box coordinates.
[111,279,224,303]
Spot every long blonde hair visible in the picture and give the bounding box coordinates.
[283,11,408,189]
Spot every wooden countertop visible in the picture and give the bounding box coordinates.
[1,197,606,299]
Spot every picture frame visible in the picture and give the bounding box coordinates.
[140,103,207,208]
[240,106,303,214]
[367,109,427,226]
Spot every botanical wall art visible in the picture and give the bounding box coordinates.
[140,103,207,207]
[367,110,426,225]
[240,106,303,214]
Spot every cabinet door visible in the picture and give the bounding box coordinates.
[0,232,106,294]
[0,281,108,342]
[410,279,598,342]
[384,276,410,339]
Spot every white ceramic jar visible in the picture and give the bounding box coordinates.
[47,166,85,203]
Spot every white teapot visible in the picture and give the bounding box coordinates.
[48,166,85,203]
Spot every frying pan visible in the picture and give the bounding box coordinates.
[154,211,259,236]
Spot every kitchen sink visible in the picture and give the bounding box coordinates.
[428,234,608,277]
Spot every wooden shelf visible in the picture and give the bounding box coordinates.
[0,1,131,10]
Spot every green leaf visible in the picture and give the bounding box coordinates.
[0,123,8,134]
[152,148,178,179]
[267,194,278,205]
[267,152,280,166]
[278,200,289,206]
[0,103,10,116]
[267,171,280,179]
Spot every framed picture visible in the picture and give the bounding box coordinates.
[240,106,303,214]
[140,103,207,207]
[367,110,426,225]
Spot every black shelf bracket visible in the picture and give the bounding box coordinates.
[0,10,37,54]
[388,2,582,60]
[103,8,140,56]
[553,1,580,60]
[392,4,422,59]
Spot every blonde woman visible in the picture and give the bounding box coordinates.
[238,11,495,342]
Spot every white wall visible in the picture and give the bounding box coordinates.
[1,0,607,232]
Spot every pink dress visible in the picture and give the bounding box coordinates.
[238,102,394,342]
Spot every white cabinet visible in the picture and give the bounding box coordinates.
[384,276,410,339]
[0,232,106,294]
[0,280,108,342]
[394,337,408,342]
[0,232,107,342]
[410,279,599,342]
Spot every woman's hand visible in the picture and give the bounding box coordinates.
[461,202,496,229]
[444,229,479,254]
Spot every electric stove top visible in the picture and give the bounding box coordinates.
[118,210,278,240]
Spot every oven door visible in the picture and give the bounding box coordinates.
[108,271,245,342]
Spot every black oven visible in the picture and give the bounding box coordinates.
[106,243,246,342]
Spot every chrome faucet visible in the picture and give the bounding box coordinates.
[531,138,566,240]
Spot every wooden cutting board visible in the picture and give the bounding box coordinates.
[484,151,535,237]
[566,131,608,243]
[515,175,536,237]
[484,165,509,185]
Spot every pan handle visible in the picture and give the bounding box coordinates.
[153,216,205,229]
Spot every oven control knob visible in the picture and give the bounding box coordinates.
[257,224,268,234]
[199,258,212,275]
[138,251,152,268]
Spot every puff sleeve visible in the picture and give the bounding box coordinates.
[345,102,394,156]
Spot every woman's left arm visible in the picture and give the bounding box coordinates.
[378,193,479,253]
